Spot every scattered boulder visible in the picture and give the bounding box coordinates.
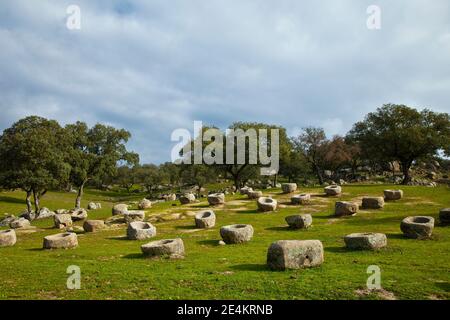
[247,190,263,199]
[70,208,88,221]
[285,214,312,229]
[194,210,216,228]
[35,207,55,220]
[96,203,102,209]
[43,232,78,249]
[87,202,98,210]
[220,224,254,244]
[384,190,403,201]
[401,216,434,239]
[141,238,185,259]
[124,210,145,222]
[0,215,16,227]
[207,193,225,206]
[267,240,324,271]
[257,197,277,212]
[138,198,152,210]
[164,194,177,201]
[83,220,106,232]
[291,193,311,205]
[179,193,196,205]
[439,208,450,225]
[281,183,297,194]
[10,218,31,229]
[112,204,129,215]
[54,214,73,229]
[0,230,16,247]
[239,187,253,195]
[344,233,387,250]
[362,197,385,209]
[335,201,358,217]
[105,214,127,227]
[127,221,157,240]
[55,209,68,215]
[324,185,342,196]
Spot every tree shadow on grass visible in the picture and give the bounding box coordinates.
[236,209,259,214]
[385,233,406,240]
[324,246,347,253]
[175,225,198,230]
[265,226,297,232]
[229,263,269,272]
[122,253,145,260]
[26,248,44,252]
[106,236,129,241]
[197,239,220,246]
[0,196,25,205]
[434,281,450,292]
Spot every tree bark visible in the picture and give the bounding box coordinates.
[313,163,324,185]
[33,189,41,214]
[75,181,86,209]
[25,189,33,213]
[401,161,412,185]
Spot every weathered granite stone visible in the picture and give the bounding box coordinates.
[127,221,157,240]
[439,208,450,225]
[362,197,385,209]
[194,210,216,228]
[344,233,387,250]
[124,210,145,222]
[267,240,324,270]
[83,220,106,232]
[10,218,30,229]
[247,190,263,199]
[112,204,129,215]
[324,185,342,196]
[141,238,184,258]
[70,208,88,221]
[0,215,16,227]
[220,224,254,244]
[285,214,312,229]
[257,197,277,212]
[54,214,73,229]
[281,183,297,194]
[291,193,311,205]
[239,187,253,195]
[138,199,152,210]
[43,232,78,249]
[87,202,98,210]
[384,189,403,201]
[0,229,16,247]
[335,201,358,217]
[401,216,434,239]
[207,193,225,205]
[179,193,196,205]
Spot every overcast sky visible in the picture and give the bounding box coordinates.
[1,0,449,163]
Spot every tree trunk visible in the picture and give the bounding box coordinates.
[75,181,86,209]
[401,162,412,185]
[26,190,33,213]
[33,190,41,214]
[313,163,324,185]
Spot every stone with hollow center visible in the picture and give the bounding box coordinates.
[207,193,225,206]
[179,193,196,205]
[439,208,450,225]
[335,201,358,217]
[239,187,253,195]
[70,208,88,221]
[83,220,106,232]
[124,210,145,222]
[10,218,30,229]
[194,210,216,228]
[267,240,324,271]
[112,203,128,215]
[285,214,312,229]
[220,224,254,244]
[362,197,385,209]
[127,221,157,240]
[344,233,387,250]
[43,232,78,249]
[141,238,184,258]
[401,216,434,239]
[257,197,277,212]
[281,183,297,194]
[247,190,263,199]
[384,189,403,201]
[291,193,311,205]
[324,185,342,196]
[0,229,16,247]
[54,214,73,229]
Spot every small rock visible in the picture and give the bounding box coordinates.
[285,214,312,229]
[344,233,387,250]
[267,240,324,270]
[220,224,253,244]
[335,201,358,217]
[0,229,16,247]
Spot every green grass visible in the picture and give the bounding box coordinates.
[0,185,449,300]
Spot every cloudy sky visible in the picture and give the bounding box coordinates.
[1,0,449,163]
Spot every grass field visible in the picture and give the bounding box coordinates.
[0,185,449,300]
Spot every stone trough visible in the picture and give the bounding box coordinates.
[247,190,263,199]
[281,183,297,194]
[194,210,216,228]
[127,221,157,240]
[285,214,312,229]
[384,189,403,201]
[220,224,254,244]
[335,201,358,217]
[401,216,434,239]
[344,233,387,250]
[141,238,185,259]
[54,214,73,229]
[112,204,129,215]
[257,197,277,212]
[362,197,385,209]
[324,185,342,196]
[70,208,88,221]
[207,193,225,206]
[179,193,196,205]
[43,232,78,249]
[291,193,311,205]
[0,229,17,247]
[83,220,106,232]
[267,240,324,271]
[439,208,450,225]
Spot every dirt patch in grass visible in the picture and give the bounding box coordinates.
[355,288,396,300]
